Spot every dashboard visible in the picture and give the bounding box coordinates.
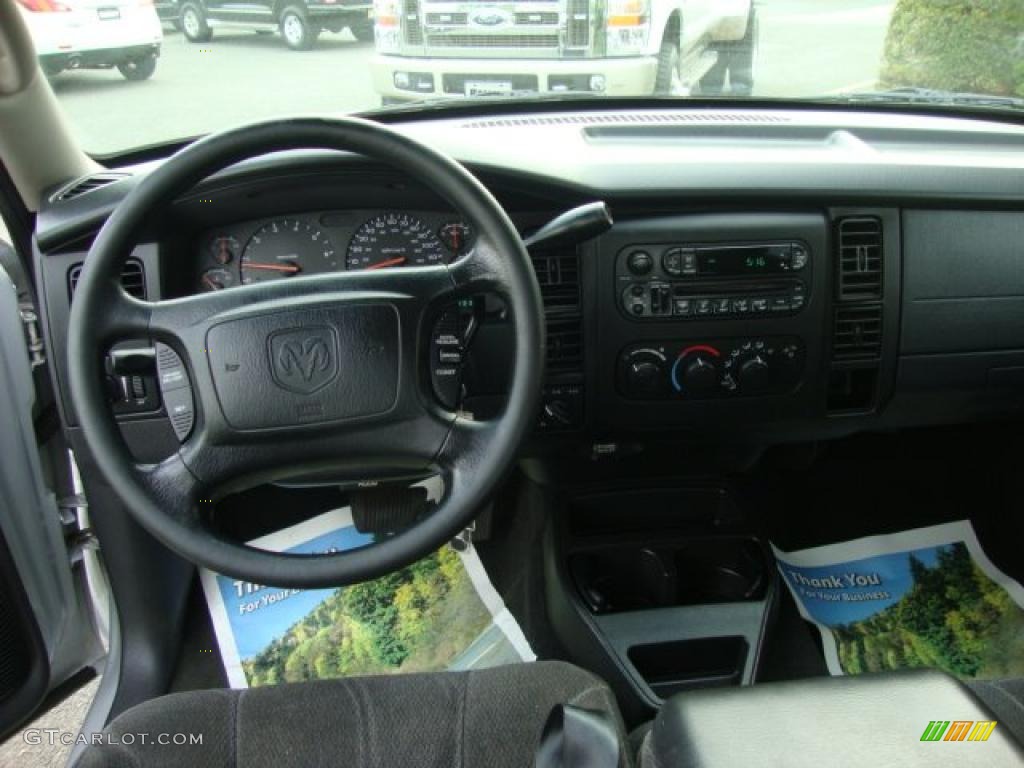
[192,210,476,293]
[31,106,1024,468]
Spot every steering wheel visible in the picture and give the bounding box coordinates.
[67,117,545,588]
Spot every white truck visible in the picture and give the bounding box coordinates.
[369,0,757,104]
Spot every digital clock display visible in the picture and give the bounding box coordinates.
[697,245,791,275]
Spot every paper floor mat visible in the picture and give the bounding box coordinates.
[201,502,534,688]
[772,520,1024,680]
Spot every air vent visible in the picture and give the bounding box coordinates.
[546,318,583,375]
[836,217,883,300]
[832,305,882,360]
[531,249,580,313]
[68,259,146,302]
[53,173,129,202]
[463,113,792,129]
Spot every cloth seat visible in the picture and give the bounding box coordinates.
[77,661,629,768]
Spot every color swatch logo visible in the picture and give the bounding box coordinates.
[921,721,998,742]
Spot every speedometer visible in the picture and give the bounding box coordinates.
[346,213,447,270]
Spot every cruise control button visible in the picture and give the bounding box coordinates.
[438,348,463,364]
[155,342,188,392]
[163,387,194,442]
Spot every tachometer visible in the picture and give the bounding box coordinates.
[240,218,337,284]
[346,213,447,270]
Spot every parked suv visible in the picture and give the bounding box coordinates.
[370,0,757,103]
[18,0,163,80]
[179,0,374,50]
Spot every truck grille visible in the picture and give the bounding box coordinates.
[427,33,559,49]
[404,0,424,44]
[516,11,558,24]
[565,0,589,47]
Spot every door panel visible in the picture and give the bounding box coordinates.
[0,258,103,740]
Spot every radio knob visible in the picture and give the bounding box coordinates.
[738,354,772,391]
[623,350,667,397]
[626,250,654,276]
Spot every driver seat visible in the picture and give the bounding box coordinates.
[77,661,630,768]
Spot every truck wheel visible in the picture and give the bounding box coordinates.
[280,7,319,50]
[180,2,212,43]
[349,20,375,43]
[41,59,65,78]
[654,40,684,95]
[700,5,758,95]
[117,55,158,81]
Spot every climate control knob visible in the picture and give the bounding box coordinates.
[623,349,668,397]
[738,354,772,391]
[671,346,722,395]
[680,356,719,393]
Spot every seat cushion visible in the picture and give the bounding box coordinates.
[967,677,1024,746]
[639,670,1024,768]
[78,661,628,768]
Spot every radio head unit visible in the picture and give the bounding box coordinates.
[616,240,811,320]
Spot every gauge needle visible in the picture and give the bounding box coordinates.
[362,257,405,272]
[366,256,407,270]
[244,262,301,273]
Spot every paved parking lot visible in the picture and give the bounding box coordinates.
[51,0,895,154]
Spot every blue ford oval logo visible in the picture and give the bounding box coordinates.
[469,9,513,27]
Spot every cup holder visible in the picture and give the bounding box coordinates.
[570,536,769,614]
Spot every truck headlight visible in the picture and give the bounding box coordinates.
[374,0,402,53]
[605,0,650,56]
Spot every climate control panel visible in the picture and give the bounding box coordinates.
[618,337,805,400]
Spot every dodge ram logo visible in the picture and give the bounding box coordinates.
[469,9,513,27]
[269,327,338,395]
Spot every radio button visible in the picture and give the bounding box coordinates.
[631,303,645,316]
[714,298,732,315]
[733,298,750,314]
[791,244,809,270]
[662,249,683,276]
[771,297,792,312]
[790,295,806,311]
[674,299,692,316]
[695,299,714,316]
[681,250,697,275]
[630,284,645,298]
[751,298,769,313]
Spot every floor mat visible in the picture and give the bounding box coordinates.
[200,502,534,688]
[772,520,1024,680]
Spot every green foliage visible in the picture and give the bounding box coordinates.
[243,546,492,686]
[834,544,1024,679]
[880,0,1024,97]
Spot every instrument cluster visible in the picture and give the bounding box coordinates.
[194,210,475,293]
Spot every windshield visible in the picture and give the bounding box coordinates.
[20,0,1024,154]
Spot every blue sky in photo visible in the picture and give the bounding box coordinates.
[216,525,374,659]
[778,544,947,625]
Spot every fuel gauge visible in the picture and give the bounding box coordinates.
[200,268,234,292]
[210,235,240,265]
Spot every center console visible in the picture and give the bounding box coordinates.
[591,212,830,434]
